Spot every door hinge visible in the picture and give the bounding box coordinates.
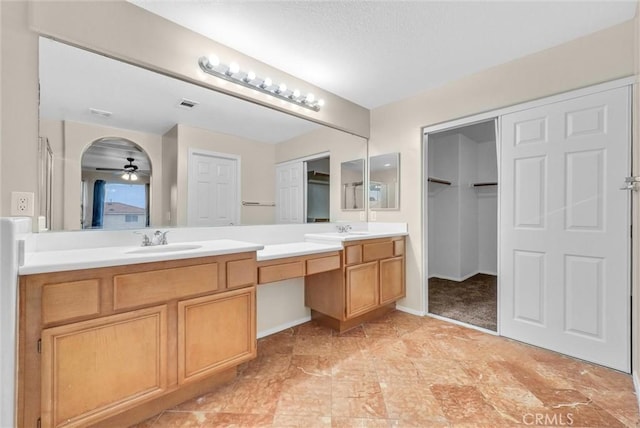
[37,417,41,428]
[37,339,41,354]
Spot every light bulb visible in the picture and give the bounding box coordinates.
[206,54,220,68]
[243,71,256,83]
[122,172,129,181]
[277,83,287,94]
[130,173,138,181]
[226,62,240,76]
[317,99,325,107]
[305,93,315,103]
[291,89,301,99]
[260,77,272,89]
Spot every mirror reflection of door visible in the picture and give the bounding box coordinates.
[80,138,152,229]
[187,150,240,226]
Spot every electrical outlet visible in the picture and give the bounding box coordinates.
[11,192,35,216]
[369,210,377,221]
[359,211,365,221]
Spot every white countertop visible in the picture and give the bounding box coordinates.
[257,242,343,261]
[304,230,408,243]
[19,239,264,275]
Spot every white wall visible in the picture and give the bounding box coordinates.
[476,140,498,275]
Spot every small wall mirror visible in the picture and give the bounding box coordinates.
[340,159,365,210]
[369,153,400,210]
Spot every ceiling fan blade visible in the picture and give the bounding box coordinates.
[96,167,124,171]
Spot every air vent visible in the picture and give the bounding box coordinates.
[178,98,199,109]
[89,108,112,118]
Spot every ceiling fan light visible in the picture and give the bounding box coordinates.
[129,173,138,181]
[122,172,130,181]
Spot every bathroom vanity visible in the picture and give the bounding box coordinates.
[14,224,407,427]
[304,235,406,332]
[17,242,261,428]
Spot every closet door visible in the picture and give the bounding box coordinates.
[275,162,304,223]
[499,86,630,372]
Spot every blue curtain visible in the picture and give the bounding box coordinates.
[91,180,106,228]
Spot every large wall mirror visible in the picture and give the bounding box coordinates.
[38,37,368,231]
[369,153,400,210]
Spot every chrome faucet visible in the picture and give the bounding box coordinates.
[138,230,169,246]
[336,224,352,233]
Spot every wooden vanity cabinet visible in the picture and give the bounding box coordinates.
[18,253,257,428]
[305,236,405,332]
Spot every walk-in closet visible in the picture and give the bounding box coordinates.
[427,119,498,331]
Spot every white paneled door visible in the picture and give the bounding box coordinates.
[500,87,630,372]
[188,151,239,227]
[275,161,304,224]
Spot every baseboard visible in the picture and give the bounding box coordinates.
[479,270,498,276]
[428,271,479,282]
[396,305,425,317]
[257,316,311,339]
[429,270,497,282]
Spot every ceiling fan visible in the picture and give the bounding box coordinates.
[96,157,148,181]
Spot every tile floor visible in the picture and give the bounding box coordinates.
[133,311,638,427]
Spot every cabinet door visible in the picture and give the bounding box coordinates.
[41,306,167,428]
[178,287,256,384]
[345,262,379,318]
[379,257,405,305]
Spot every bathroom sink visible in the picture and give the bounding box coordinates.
[126,244,203,254]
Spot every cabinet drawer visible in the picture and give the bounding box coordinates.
[113,263,219,310]
[258,261,304,284]
[227,258,256,289]
[393,239,405,256]
[42,279,100,324]
[344,245,362,265]
[362,241,394,262]
[306,254,341,275]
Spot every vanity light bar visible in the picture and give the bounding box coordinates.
[198,55,324,112]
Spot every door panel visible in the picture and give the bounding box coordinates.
[275,162,304,223]
[500,86,630,372]
[188,152,239,226]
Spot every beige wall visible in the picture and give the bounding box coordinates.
[369,19,636,313]
[174,124,277,226]
[276,127,368,223]
[1,2,39,221]
[59,121,163,230]
[162,125,179,226]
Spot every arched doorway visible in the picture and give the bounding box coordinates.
[80,138,152,229]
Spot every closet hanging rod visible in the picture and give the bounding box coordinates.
[471,182,498,187]
[428,177,452,186]
[242,201,275,207]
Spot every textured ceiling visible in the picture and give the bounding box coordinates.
[131,1,637,109]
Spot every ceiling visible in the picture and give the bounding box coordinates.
[130,1,637,109]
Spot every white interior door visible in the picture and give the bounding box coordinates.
[500,86,630,372]
[188,151,239,226]
[275,161,304,224]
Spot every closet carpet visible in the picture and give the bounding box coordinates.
[428,274,497,331]
[131,311,638,427]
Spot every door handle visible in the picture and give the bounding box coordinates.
[620,176,640,191]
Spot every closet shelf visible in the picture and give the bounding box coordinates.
[428,177,452,186]
[472,182,498,187]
